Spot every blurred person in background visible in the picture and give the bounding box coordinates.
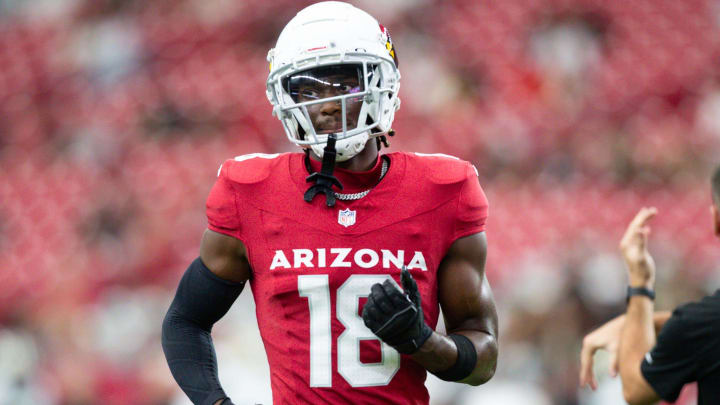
[579,166,720,404]
[161,2,498,405]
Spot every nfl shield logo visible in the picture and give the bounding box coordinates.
[338,208,356,227]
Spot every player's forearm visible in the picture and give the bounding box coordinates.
[162,258,244,405]
[457,330,497,385]
[615,311,671,335]
[411,332,457,372]
[162,311,228,404]
[619,297,656,402]
[412,330,497,386]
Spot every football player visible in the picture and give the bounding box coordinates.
[161,2,498,404]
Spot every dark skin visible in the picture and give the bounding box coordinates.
[203,91,498,404]
[297,72,372,170]
[297,72,362,137]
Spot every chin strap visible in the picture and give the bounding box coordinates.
[375,128,395,150]
[304,134,344,207]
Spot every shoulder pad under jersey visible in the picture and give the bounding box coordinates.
[217,153,285,184]
[409,152,478,184]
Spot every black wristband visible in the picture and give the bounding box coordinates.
[626,286,655,303]
[432,334,477,382]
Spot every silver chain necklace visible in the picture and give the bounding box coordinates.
[334,158,389,201]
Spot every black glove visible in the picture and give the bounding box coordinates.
[362,267,433,354]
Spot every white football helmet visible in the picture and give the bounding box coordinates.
[266,1,401,161]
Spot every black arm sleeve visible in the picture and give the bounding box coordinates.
[161,257,245,405]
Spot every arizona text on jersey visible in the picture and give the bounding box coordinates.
[206,152,488,405]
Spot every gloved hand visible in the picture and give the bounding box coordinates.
[362,267,433,354]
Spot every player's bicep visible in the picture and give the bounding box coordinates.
[438,232,497,336]
[200,229,251,284]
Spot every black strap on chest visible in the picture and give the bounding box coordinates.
[304,134,343,207]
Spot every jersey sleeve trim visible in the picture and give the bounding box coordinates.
[207,223,238,239]
[452,228,486,242]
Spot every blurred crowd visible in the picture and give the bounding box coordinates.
[2,0,720,404]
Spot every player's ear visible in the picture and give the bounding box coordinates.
[712,204,720,238]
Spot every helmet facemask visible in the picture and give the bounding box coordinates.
[268,55,399,162]
[284,64,368,161]
[265,2,401,206]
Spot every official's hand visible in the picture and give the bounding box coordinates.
[362,267,433,354]
[619,207,657,288]
[579,314,626,390]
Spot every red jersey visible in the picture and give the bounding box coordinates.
[206,151,488,405]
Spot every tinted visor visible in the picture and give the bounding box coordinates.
[284,65,365,103]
